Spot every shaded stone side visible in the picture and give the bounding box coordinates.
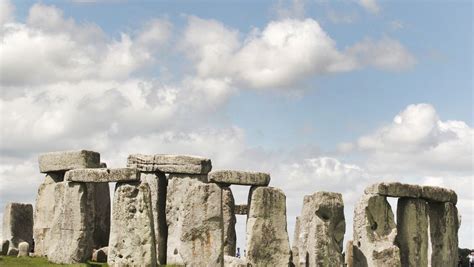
[2,203,33,250]
[166,176,223,266]
[396,198,428,267]
[91,183,110,248]
[428,202,459,267]
[353,194,401,267]
[222,186,236,256]
[246,186,291,266]
[291,216,301,266]
[108,181,157,267]
[345,240,354,267]
[297,191,345,267]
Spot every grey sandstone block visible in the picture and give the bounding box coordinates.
[127,154,212,174]
[2,203,33,250]
[65,168,139,182]
[38,150,100,173]
[208,170,271,186]
[421,186,457,204]
[364,182,422,198]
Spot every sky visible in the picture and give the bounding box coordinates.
[0,0,472,251]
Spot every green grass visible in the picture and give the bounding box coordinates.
[0,256,107,267]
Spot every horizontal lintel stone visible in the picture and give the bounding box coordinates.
[421,186,457,204]
[208,170,270,186]
[364,182,422,198]
[65,168,139,182]
[127,154,212,174]
[38,150,100,173]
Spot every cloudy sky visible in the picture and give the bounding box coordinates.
[0,0,472,250]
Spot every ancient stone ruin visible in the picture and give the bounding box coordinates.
[0,150,461,267]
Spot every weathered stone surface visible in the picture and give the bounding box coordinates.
[345,240,354,267]
[365,182,422,198]
[92,247,108,262]
[291,216,301,266]
[38,150,100,173]
[7,247,18,256]
[140,172,167,265]
[2,203,33,250]
[127,154,212,174]
[166,176,223,266]
[108,181,157,267]
[353,194,401,267]
[1,240,9,256]
[224,255,247,267]
[17,242,29,257]
[428,202,459,267]
[296,191,345,267]
[208,170,270,186]
[223,186,236,256]
[396,198,428,267]
[422,186,457,204]
[33,178,110,262]
[246,186,291,266]
[65,168,139,182]
[235,204,248,215]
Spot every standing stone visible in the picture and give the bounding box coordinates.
[17,242,29,257]
[396,198,428,267]
[224,255,247,266]
[140,172,168,265]
[2,203,33,250]
[166,175,224,266]
[345,240,354,267]
[291,217,301,266]
[222,186,237,256]
[92,247,108,262]
[38,150,100,173]
[235,204,248,215]
[108,182,157,267]
[428,202,459,267]
[353,194,401,267]
[297,192,345,267]
[246,186,291,266]
[1,240,9,256]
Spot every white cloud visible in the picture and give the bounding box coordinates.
[358,0,380,14]
[0,0,14,25]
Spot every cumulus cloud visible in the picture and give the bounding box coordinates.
[358,0,380,14]
[0,0,14,25]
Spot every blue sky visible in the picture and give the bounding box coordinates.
[0,0,472,252]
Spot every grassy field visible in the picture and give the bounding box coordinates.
[0,256,107,266]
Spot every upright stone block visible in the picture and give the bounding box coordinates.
[428,202,459,267]
[38,150,100,173]
[222,186,236,256]
[128,154,212,174]
[353,194,401,267]
[296,192,345,267]
[108,182,157,267]
[291,216,301,266]
[17,242,29,257]
[246,186,291,266]
[209,170,271,186]
[2,203,33,250]
[397,198,428,267]
[166,175,224,266]
[345,240,354,267]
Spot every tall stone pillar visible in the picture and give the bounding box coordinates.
[222,186,236,256]
[428,201,459,267]
[2,203,33,251]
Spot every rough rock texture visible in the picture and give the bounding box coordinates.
[166,176,223,266]
[428,202,459,267]
[422,186,457,204]
[7,247,18,256]
[65,168,139,182]
[140,172,168,265]
[291,216,301,266]
[235,204,248,215]
[296,191,345,267]
[1,240,9,256]
[396,198,428,267]
[222,186,237,256]
[224,255,247,267]
[353,194,401,267]
[38,150,100,173]
[364,182,422,198]
[208,170,270,186]
[128,154,212,174]
[246,186,291,266]
[47,182,110,264]
[2,203,33,250]
[345,240,354,267]
[17,242,29,257]
[92,247,108,262]
[108,182,157,267]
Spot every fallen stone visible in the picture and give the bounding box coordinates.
[1,240,9,256]
[223,186,236,256]
[397,198,429,267]
[353,194,401,267]
[92,247,108,262]
[2,203,33,250]
[128,154,212,174]
[296,191,345,267]
[140,172,168,265]
[166,176,223,266]
[365,182,422,198]
[65,167,139,182]
[428,201,459,266]
[345,240,354,267]
[7,247,18,256]
[246,186,291,266]
[38,150,100,173]
[208,170,270,186]
[235,204,248,215]
[108,181,157,267]
[17,242,29,257]
[422,186,457,204]
[224,255,247,267]
[291,217,301,267]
